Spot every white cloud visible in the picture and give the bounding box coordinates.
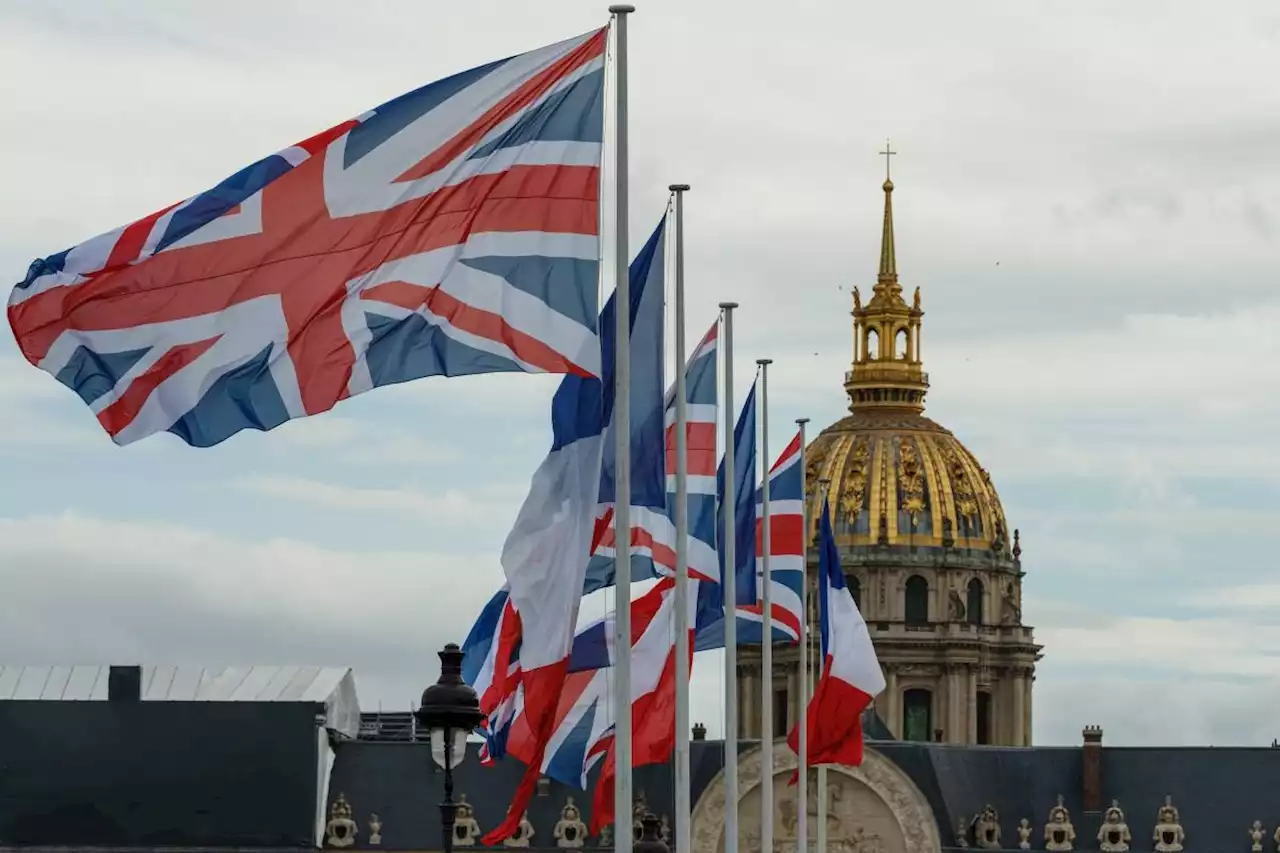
[233,476,519,525]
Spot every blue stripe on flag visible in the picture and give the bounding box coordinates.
[363,311,530,388]
[342,57,510,168]
[469,69,605,159]
[55,345,151,406]
[459,255,598,329]
[166,344,291,448]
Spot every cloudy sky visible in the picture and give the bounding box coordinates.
[2,0,1278,747]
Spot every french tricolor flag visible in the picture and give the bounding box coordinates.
[787,495,885,773]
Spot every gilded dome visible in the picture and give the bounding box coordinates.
[805,409,1010,552]
[805,172,1012,553]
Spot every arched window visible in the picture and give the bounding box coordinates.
[866,328,879,360]
[903,689,932,742]
[904,574,929,625]
[966,578,984,626]
[849,575,862,611]
[895,328,909,360]
[977,691,993,745]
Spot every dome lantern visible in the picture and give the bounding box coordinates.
[845,144,929,414]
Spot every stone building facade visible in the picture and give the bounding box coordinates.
[738,174,1042,746]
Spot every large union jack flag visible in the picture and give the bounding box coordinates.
[6,29,606,447]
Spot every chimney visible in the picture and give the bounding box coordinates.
[1082,725,1103,813]
[108,665,142,702]
[692,722,707,742]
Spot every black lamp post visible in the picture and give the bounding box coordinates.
[415,643,484,853]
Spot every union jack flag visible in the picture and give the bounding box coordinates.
[7,30,606,447]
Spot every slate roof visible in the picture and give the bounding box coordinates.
[6,685,1280,852]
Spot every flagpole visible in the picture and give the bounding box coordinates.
[814,479,830,853]
[609,7,635,853]
[669,183,692,853]
[795,417,809,853]
[756,358,773,853]
[719,300,739,853]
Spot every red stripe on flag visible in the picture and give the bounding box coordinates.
[360,281,592,375]
[396,29,607,183]
[96,336,221,437]
[755,514,805,557]
[104,202,181,270]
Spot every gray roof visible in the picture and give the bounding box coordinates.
[0,665,361,737]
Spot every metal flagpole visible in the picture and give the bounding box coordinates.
[756,358,773,853]
[814,479,830,853]
[608,7,635,853]
[669,183,692,853]
[719,301,739,853]
[795,417,810,853]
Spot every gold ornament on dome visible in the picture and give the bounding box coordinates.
[945,447,979,518]
[839,438,870,523]
[896,437,926,521]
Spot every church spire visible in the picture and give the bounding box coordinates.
[878,139,897,287]
[845,147,929,414]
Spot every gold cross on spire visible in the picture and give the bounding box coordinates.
[879,138,897,180]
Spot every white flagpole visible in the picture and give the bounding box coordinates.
[719,301,739,853]
[608,7,635,852]
[669,183,692,853]
[795,417,810,853]
[756,358,773,853]
[814,479,830,853]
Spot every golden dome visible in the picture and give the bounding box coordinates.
[805,172,1012,553]
[805,410,1010,551]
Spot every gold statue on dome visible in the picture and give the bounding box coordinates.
[913,286,921,311]
[853,286,862,313]
[324,794,358,848]
[554,797,588,849]
[1043,795,1075,851]
[1152,795,1184,852]
[1097,800,1130,852]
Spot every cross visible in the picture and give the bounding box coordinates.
[880,138,897,180]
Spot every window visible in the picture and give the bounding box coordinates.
[866,328,879,360]
[895,328,909,359]
[849,575,862,611]
[903,689,932,742]
[904,575,929,625]
[773,689,789,739]
[966,578,984,625]
[977,691,992,745]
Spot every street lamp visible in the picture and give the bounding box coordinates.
[415,643,484,853]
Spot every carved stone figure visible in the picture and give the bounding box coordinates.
[1152,795,1184,852]
[454,795,482,847]
[1000,583,1021,625]
[504,814,534,848]
[973,805,1001,849]
[948,589,965,621]
[1249,820,1264,852]
[853,286,862,313]
[325,793,358,848]
[912,287,921,312]
[954,815,969,848]
[1097,801,1131,853]
[598,824,613,849]
[368,814,382,846]
[554,797,588,849]
[1043,796,1075,851]
[660,814,671,846]
[1016,819,1031,850]
[632,791,649,840]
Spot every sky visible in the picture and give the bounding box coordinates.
[2,0,1279,747]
